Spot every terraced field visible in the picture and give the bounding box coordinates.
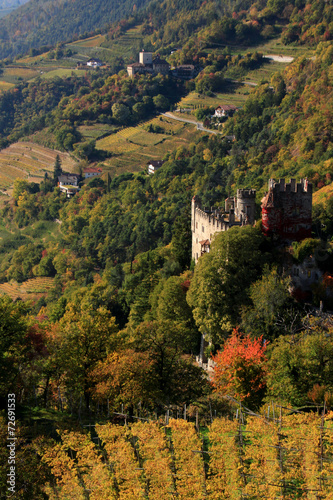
[66,25,145,63]
[69,34,106,47]
[0,277,54,300]
[97,116,202,175]
[0,142,78,190]
[177,85,251,110]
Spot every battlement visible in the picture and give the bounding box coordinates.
[268,178,312,195]
[237,189,256,199]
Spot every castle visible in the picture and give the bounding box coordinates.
[127,51,170,77]
[191,189,256,262]
[191,178,312,262]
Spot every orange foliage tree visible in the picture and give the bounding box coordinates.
[212,328,268,409]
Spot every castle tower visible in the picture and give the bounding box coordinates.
[261,178,312,241]
[139,50,153,65]
[235,189,256,225]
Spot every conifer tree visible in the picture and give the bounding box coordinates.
[53,154,62,182]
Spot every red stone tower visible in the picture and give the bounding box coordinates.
[261,178,312,241]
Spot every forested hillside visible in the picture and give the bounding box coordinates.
[0,0,149,59]
[1,0,333,497]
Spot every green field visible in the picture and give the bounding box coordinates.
[39,68,82,79]
[239,59,289,84]
[0,80,15,91]
[226,35,315,58]
[78,124,119,140]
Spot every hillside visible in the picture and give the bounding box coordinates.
[1,0,333,495]
[0,0,149,59]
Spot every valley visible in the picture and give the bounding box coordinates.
[0,0,333,497]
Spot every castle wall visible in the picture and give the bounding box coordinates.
[192,196,241,262]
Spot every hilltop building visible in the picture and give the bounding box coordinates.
[261,178,312,241]
[127,51,170,77]
[191,189,256,262]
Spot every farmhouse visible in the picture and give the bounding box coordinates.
[147,160,164,175]
[127,62,148,77]
[152,55,170,75]
[58,173,80,197]
[83,167,102,179]
[87,58,103,68]
[214,105,238,118]
[174,64,195,79]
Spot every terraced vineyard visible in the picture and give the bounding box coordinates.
[0,277,54,300]
[0,142,78,189]
[96,116,202,175]
[66,25,145,62]
[177,85,251,110]
[68,34,106,48]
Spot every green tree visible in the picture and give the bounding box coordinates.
[266,319,333,407]
[241,267,298,341]
[111,103,131,124]
[0,296,28,397]
[187,226,268,343]
[131,320,207,404]
[153,94,170,110]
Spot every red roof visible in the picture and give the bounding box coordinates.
[84,168,102,173]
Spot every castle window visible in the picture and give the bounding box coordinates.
[308,270,311,278]
[196,253,198,260]
[196,238,198,244]
[196,222,198,229]
[202,225,204,232]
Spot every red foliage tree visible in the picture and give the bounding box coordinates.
[212,328,268,409]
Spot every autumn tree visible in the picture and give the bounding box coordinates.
[55,302,119,408]
[212,328,268,409]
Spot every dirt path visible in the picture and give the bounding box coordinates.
[263,54,294,63]
[161,112,220,134]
